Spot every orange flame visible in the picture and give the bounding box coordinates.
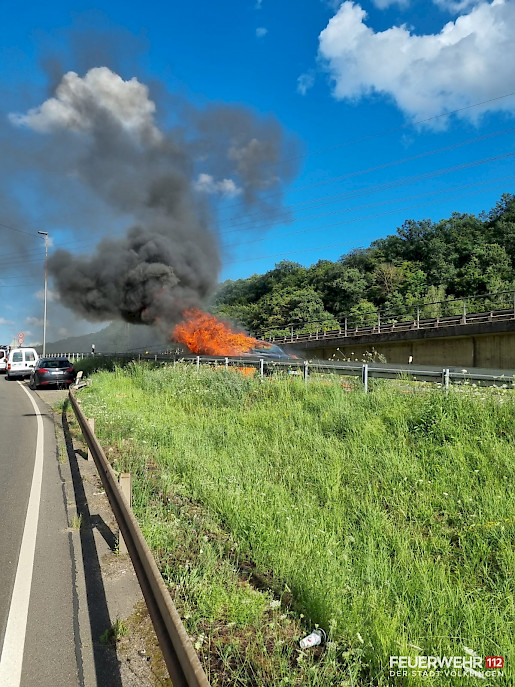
[172,309,259,356]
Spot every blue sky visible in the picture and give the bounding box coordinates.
[1,0,515,345]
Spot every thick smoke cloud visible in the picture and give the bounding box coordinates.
[10,67,297,333]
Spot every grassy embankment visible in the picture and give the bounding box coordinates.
[74,362,515,685]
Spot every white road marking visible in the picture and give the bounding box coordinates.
[0,383,45,686]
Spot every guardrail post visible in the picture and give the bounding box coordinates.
[260,358,264,379]
[118,473,132,554]
[442,368,450,391]
[290,325,294,342]
[303,360,309,383]
[225,357,229,370]
[377,311,381,334]
[344,317,347,337]
[86,418,94,460]
[196,355,200,371]
[362,364,368,393]
[462,299,467,324]
[417,306,420,329]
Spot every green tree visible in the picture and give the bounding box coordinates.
[256,287,339,337]
[307,260,368,317]
[348,299,378,327]
[452,244,512,296]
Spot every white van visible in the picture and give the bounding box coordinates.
[6,348,39,380]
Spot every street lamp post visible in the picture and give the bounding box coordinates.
[38,231,48,356]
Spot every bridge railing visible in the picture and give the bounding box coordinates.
[258,289,515,343]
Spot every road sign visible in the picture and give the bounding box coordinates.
[17,331,24,345]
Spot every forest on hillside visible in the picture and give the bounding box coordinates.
[212,193,515,338]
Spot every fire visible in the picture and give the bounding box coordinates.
[172,309,259,356]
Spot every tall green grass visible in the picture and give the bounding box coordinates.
[78,363,515,685]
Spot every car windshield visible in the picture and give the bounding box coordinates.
[39,359,71,369]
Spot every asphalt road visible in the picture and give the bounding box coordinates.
[0,378,152,687]
[0,378,80,686]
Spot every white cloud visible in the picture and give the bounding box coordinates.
[318,0,515,123]
[255,0,263,8]
[35,288,58,302]
[0,317,14,325]
[297,71,316,95]
[433,0,482,12]
[256,27,268,37]
[194,173,242,197]
[9,67,161,144]
[26,316,43,326]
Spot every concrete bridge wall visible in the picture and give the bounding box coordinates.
[283,321,515,368]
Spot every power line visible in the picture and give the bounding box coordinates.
[220,150,515,235]
[222,178,515,249]
[219,90,515,212]
[0,282,41,288]
[0,221,42,238]
[285,126,515,196]
[225,239,362,264]
[300,91,515,159]
[221,176,515,242]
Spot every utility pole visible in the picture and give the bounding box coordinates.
[38,231,48,356]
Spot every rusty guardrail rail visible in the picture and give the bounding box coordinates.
[68,390,211,687]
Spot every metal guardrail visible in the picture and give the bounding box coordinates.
[171,355,515,390]
[68,391,211,687]
[49,351,515,389]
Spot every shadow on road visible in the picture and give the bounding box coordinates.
[61,400,124,687]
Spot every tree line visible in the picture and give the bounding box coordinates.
[211,193,515,338]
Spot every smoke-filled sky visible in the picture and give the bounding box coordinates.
[1,0,515,345]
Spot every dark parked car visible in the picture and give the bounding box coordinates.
[29,357,76,389]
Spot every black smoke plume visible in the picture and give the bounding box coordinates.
[10,67,298,333]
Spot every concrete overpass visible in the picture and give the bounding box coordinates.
[276,309,515,368]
